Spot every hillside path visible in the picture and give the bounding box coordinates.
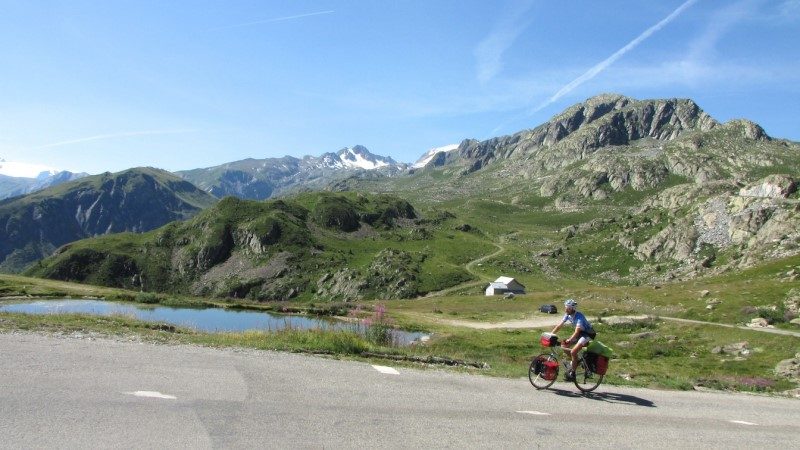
[423,232,515,298]
[431,314,800,337]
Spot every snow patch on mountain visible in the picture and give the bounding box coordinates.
[339,147,390,170]
[0,160,59,178]
[413,144,459,168]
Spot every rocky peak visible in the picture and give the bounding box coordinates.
[336,145,396,169]
[544,94,717,147]
[455,94,719,173]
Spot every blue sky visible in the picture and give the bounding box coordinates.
[0,0,798,175]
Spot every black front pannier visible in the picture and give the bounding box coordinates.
[532,357,544,374]
[584,351,598,373]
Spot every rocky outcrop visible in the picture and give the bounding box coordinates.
[775,353,800,380]
[624,175,800,272]
[738,175,796,198]
[314,249,421,301]
[635,218,699,261]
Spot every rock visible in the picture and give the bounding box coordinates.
[784,289,800,316]
[630,331,656,340]
[738,174,797,199]
[602,315,653,326]
[784,388,800,399]
[705,298,721,311]
[723,342,750,356]
[775,354,800,380]
[712,342,750,356]
[747,318,772,328]
[635,219,699,261]
[699,289,710,297]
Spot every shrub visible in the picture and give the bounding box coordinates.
[135,292,159,304]
[757,306,786,324]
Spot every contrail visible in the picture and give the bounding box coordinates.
[33,129,197,150]
[533,0,699,113]
[212,10,335,31]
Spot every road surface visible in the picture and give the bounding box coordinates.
[1,332,797,448]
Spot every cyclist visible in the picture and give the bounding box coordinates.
[550,298,596,381]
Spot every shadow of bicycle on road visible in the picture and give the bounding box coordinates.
[549,387,656,407]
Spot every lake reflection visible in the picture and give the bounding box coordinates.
[0,299,427,345]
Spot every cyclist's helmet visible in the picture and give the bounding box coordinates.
[564,298,578,308]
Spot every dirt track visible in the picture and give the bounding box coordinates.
[433,314,800,337]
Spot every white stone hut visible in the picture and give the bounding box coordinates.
[485,276,526,296]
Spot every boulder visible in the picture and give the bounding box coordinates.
[630,331,656,340]
[747,317,773,328]
[775,354,800,380]
[738,174,797,199]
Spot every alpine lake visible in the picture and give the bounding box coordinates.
[0,299,428,346]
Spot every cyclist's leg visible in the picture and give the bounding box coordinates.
[570,337,590,373]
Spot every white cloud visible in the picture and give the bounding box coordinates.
[211,10,334,31]
[474,1,536,84]
[33,129,198,150]
[779,0,800,19]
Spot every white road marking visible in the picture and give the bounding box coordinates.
[517,411,551,416]
[372,365,400,375]
[729,420,757,426]
[125,391,177,400]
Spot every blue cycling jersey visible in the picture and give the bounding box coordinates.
[561,311,593,335]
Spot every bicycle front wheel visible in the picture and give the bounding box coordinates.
[573,357,603,393]
[529,354,558,390]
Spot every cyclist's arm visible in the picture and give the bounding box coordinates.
[551,320,565,334]
[565,324,583,345]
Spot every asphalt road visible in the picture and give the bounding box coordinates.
[1,332,797,449]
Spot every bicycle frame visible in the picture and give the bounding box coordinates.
[529,334,604,393]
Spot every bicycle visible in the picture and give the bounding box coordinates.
[528,332,607,393]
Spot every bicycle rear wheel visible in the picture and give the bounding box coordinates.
[529,354,558,390]
[573,356,603,393]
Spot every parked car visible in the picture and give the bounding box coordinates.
[539,304,557,314]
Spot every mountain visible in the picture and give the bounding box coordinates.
[0,167,217,273]
[21,94,800,294]
[0,171,89,200]
[335,94,800,283]
[177,145,406,201]
[412,144,459,169]
[26,192,481,301]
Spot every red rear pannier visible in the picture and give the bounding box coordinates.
[543,361,559,380]
[595,355,609,375]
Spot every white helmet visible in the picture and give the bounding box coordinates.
[564,298,578,308]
